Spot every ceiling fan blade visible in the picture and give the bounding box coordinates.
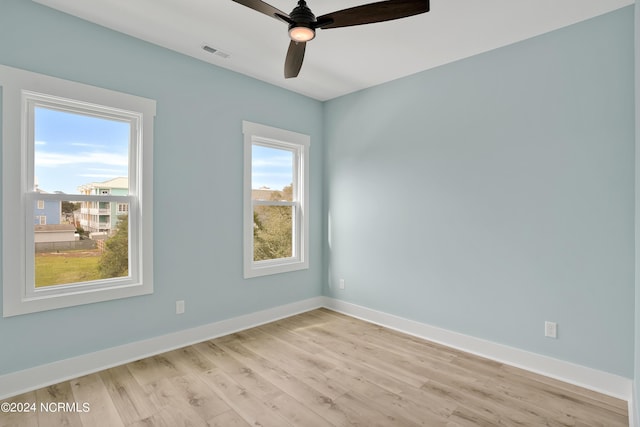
[316,0,429,29]
[284,40,306,79]
[231,0,291,24]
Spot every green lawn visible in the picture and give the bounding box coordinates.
[35,250,102,288]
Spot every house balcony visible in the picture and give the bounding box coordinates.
[86,221,111,231]
[81,208,111,215]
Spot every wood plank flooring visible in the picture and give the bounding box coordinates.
[1,308,629,426]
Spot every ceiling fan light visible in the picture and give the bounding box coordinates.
[289,26,315,42]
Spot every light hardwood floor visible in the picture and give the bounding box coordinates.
[1,308,629,426]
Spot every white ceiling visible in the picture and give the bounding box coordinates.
[33,0,632,101]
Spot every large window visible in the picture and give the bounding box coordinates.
[243,121,309,278]
[1,65,155,317]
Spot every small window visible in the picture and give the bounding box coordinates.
[243,121,309,278]
[2,65,155,317]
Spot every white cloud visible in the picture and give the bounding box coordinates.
[35,151,128,167]
[87,167,127,173]
[78,174,121,179]
[252,172,292,178]
[71,142,107,148]
[252,156,292,168]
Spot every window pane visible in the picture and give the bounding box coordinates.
[252,145,293,201]
[34,200,129,288]
[34,107,130,195]
[253,205,293,261]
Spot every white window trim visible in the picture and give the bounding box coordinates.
[1,64,155,317]
[243,121,310,278]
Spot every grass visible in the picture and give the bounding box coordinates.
[35,250,102,287]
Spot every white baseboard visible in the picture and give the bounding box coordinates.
[322,297,633,402]
[1,294,633,425]
[0,296,325,400]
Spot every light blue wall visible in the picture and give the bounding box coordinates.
[0,0,324,375]
[324,7,635,377]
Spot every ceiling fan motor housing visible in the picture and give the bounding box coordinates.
[289,0,316,36]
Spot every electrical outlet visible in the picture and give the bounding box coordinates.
[545,321,557,339]
[176,300,185,315]
[339,279,345,290]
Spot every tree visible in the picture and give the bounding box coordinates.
[253,184,293,261]
[99,215,128,278]
[61,201,80,215]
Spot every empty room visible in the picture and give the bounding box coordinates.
[1,0,639,425]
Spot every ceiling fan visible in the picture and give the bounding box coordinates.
[231,0,430,78]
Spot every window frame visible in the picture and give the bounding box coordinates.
[243,121,310,278]
[1,64,155,317]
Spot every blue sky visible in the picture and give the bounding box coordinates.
[34,107,129,194]
[34,106,292,194]
[251,145,293,191]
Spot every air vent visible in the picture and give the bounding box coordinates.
[202,45,230,59]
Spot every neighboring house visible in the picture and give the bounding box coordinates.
[33,188,78,247]
[77,177,128,234]
[34,224,76,243]
[33,187,61,226]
